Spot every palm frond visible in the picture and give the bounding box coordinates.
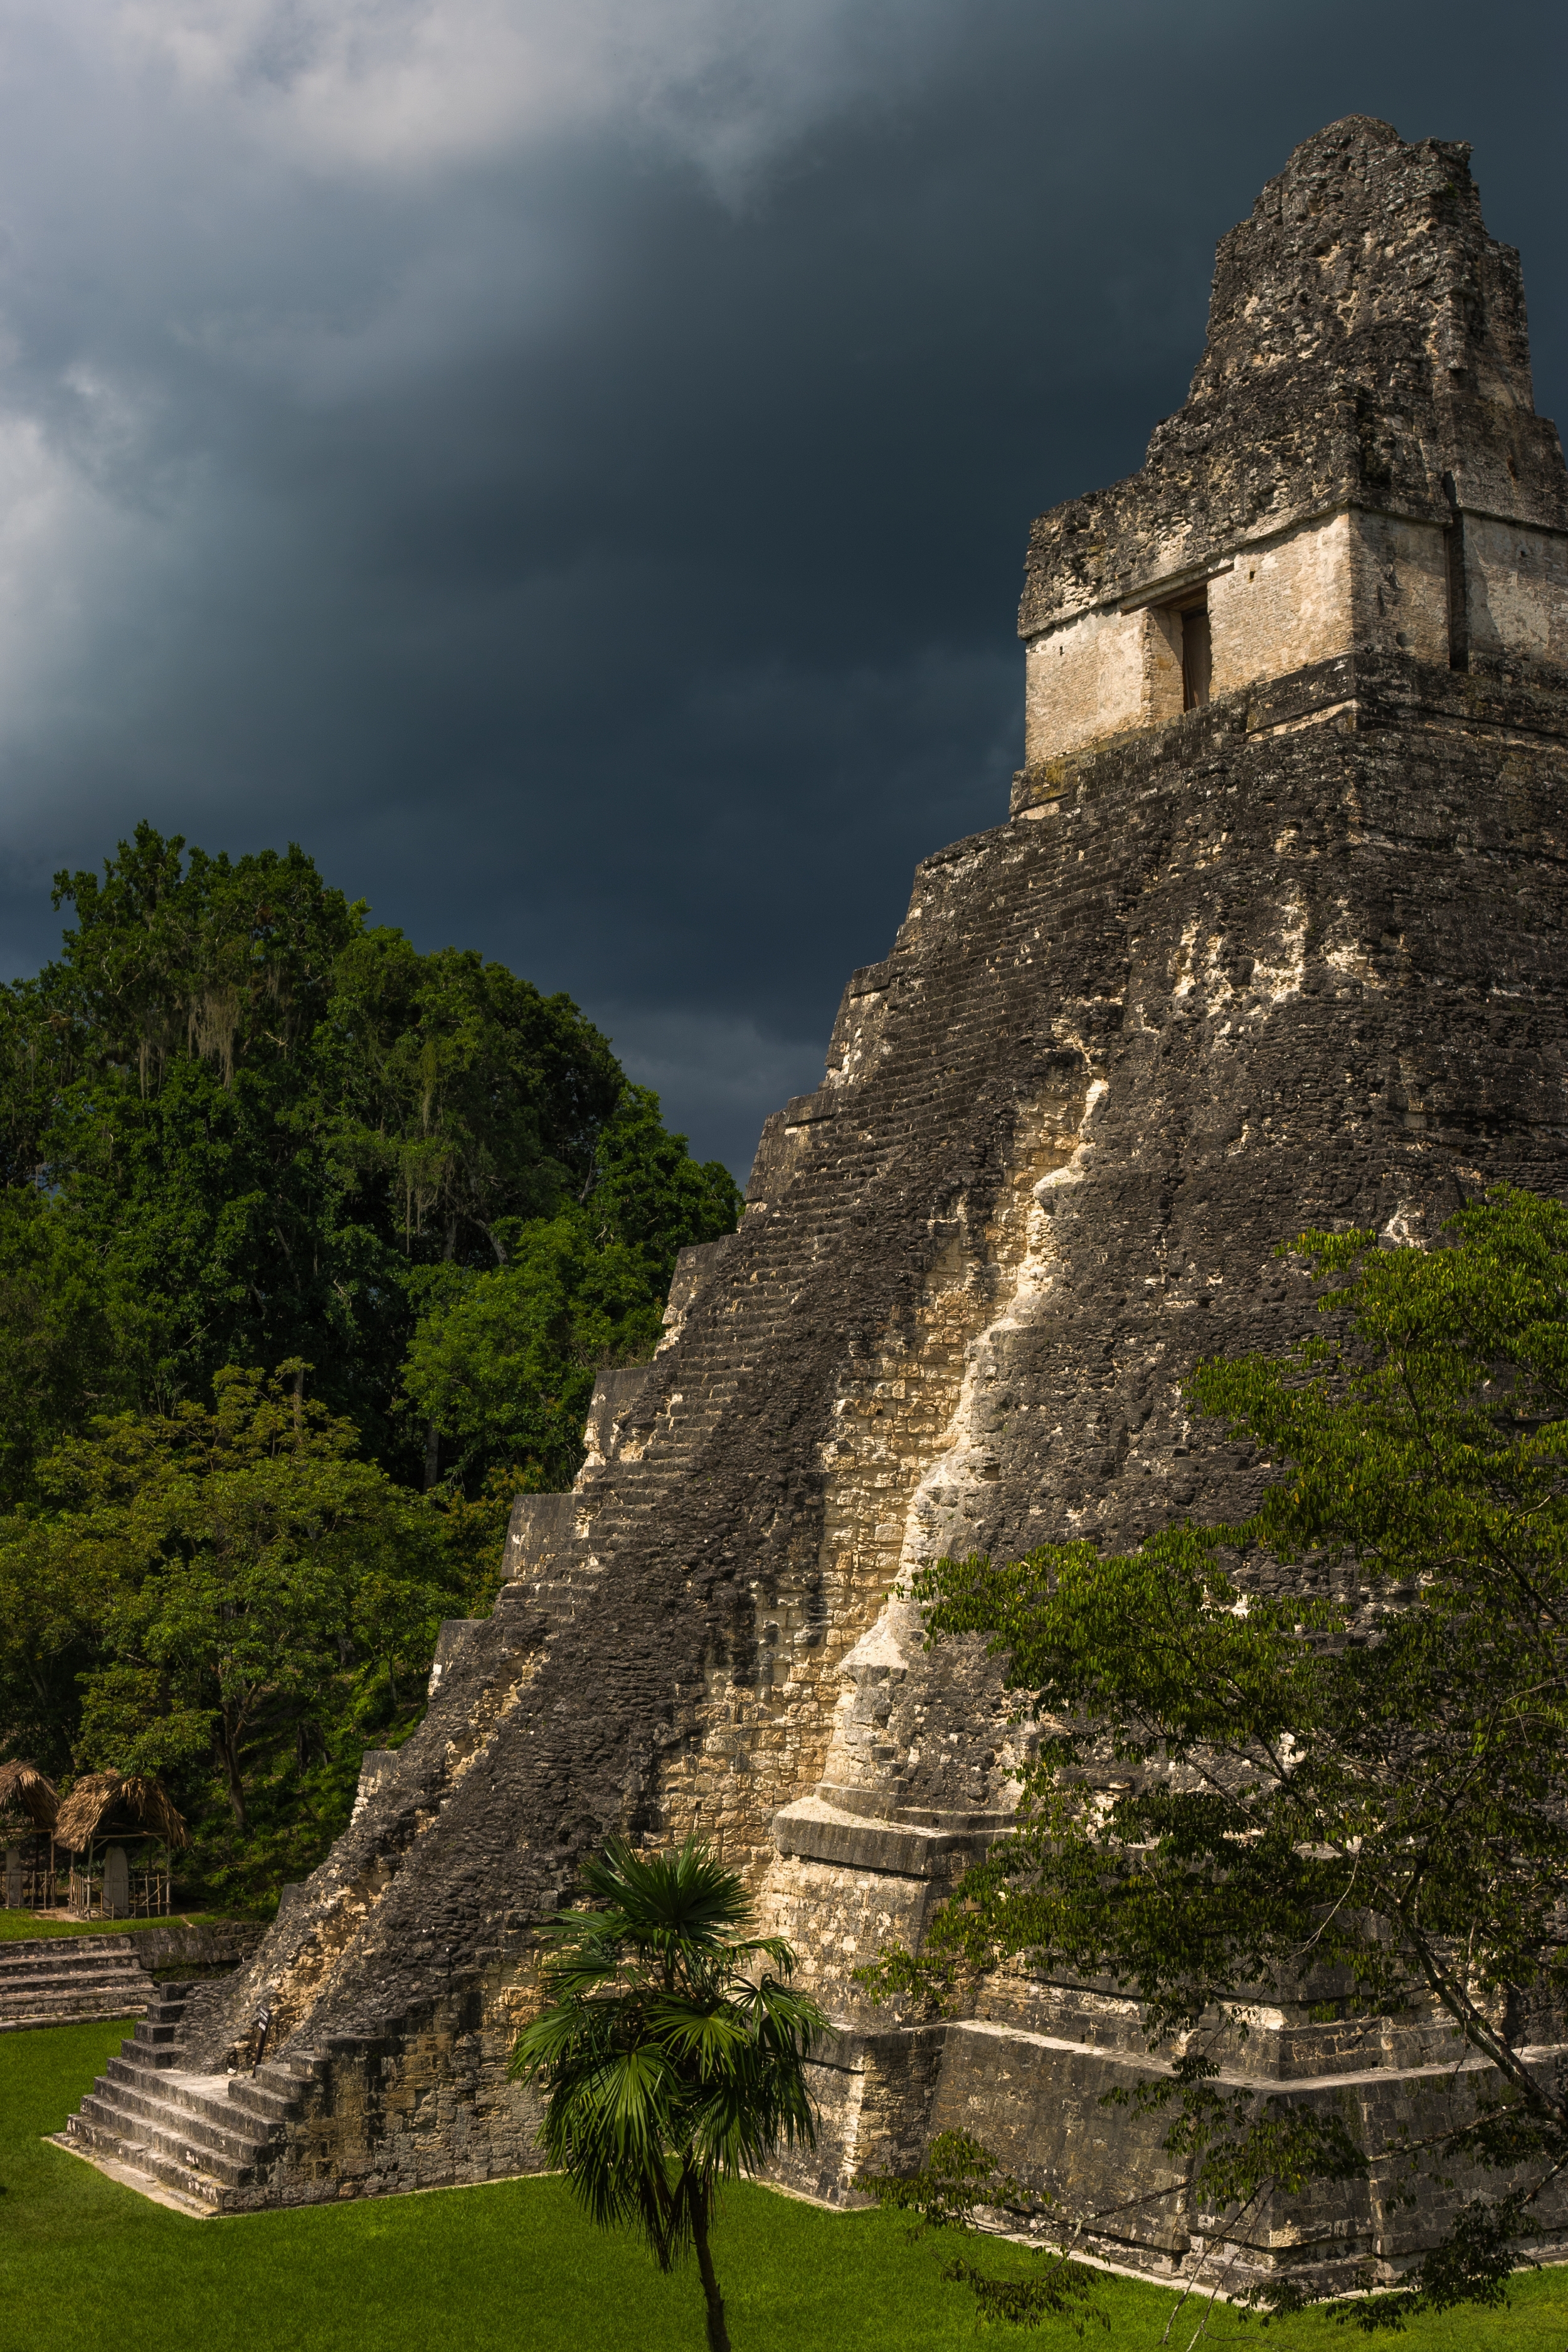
[726,1934,799,1976]
[537,1903,632,1950]
[650,1998,750,2063]
[511,1835,826,2280]
[534,1952,629,2001]
[580,1836,754,1947]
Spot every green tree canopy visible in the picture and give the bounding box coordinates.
[0,1187,157,1503]
[0,823,741,1486]
[0,1364,484,1907]
[318,923,625,1264]
[862,1188,1568,2321]
[401,1089,741,1491]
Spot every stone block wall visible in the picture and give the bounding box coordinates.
[1022,506,1463,768]
[1463,514,1568,674]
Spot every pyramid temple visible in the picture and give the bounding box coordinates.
[64,116,1568,2291]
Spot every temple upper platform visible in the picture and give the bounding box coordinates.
[1019,117,1568,772]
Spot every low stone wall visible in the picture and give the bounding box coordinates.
[137,1919,265,1975]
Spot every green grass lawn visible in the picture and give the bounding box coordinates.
[3,2021,1566,2352]
[0,1909,231,1941]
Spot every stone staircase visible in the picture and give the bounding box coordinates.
[0,1935,152,2032]
[57,1983,327,2213]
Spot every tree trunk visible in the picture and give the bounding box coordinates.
[688,2176,730,2352]
[215,1719,248,1833]
[423,1419,440,1490]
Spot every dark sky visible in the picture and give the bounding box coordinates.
[0,1,1564,1178]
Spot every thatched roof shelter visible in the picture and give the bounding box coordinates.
[53,1772,188,1854]
[0,1760,58,1835]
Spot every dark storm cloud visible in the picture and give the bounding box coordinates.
[0,0,1563,1173]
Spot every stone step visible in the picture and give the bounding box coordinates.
[76,2088,264,2188]
[87,2068,280,2181]
[103,2053,279,2138]
[132,1996,190,2025]
[270,2045,331,2082]
[0,1934,154,2030]
[225,2066,310,2124]
[0,1988,151,2035]
[58,2111,228,2215]
[77,2099,266,2193]
[132,2015,184,2044]
[0,1952,145,1979]
[0,1975,149,2008]
[0,1934,139,1959]
[0,1978,145,2010]
[127,2012,189,2065]
[0,1959,148,1991]
[51,1984,278,2215]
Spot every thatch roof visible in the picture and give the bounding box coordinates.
[0,1760,58,1833]
[53,1772,188,1853]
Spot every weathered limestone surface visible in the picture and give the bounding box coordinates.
[73,118,1568,2292]
[1022,117,1568,765]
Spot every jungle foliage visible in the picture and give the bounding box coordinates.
[860,1187,1568,2324]
[0,825,742,1907]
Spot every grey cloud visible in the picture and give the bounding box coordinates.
[0,0,1562,1174]
[597,1006,827,1179]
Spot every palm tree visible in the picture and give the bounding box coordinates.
[509,1836,827,2352]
